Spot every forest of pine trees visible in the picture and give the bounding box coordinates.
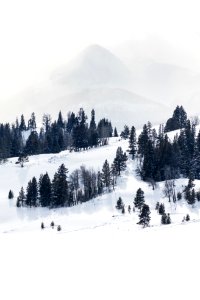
[137,107,200,182]
[0,108,114,161]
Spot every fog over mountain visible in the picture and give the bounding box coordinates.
[3,38,200,128]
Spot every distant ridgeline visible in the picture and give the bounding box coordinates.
[0,108,116,161]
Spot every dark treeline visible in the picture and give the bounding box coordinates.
[16,147,128,208]
[137,106,200,182]
[0,108,114,161]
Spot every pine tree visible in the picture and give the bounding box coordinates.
[158,203,165,215]
[113,147,128,176]
[186,214,190,221]
[57,111,64,128]
[114,127,118,137]
[134,188,145,211]
[97,171,103,195]
[28,112,37,130]
[102,160,111,190]
[120,125,130,139]
[116,197,123,209]
[16,187,26,207]
[8,190,14,199]
[187,188,196,206]
[161,213,167,225]
[25,131,40,155]
[41,222,45,229]
[39,173,52,207]
[19,114,26,131]
[57,225,62,231]
[137,204,151,227]
[128,126,136,159]
[155,202,160,210]
[51,164,69,207]
[166,213,171,224]
[26,177,38,207]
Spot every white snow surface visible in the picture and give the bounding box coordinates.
[0,138,200,300]
[1,137,200,299]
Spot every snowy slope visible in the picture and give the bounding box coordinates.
[1,134,200,299]
[1,135,200,235]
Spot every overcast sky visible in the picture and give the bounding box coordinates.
[1,0,200,101]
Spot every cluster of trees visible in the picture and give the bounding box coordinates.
[183,178,200,206]
[155,202,171,225]
[137,108,200,182]
[134,188,151,227]
[164,105,188,132]
[16,147,128,208]
[0,108,115,161]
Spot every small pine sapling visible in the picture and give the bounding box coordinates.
[8,190,14,199]
[186,214,190,221]
[57,225,62,231]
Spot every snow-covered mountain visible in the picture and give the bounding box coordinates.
[5,44,170,129]
[51,44,132,89]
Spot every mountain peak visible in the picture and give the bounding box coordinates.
[51,44,132,89]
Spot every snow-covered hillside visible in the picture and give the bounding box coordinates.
[1,136,200,234]
[1,135,200,300]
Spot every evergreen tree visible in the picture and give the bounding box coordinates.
[102,159,111,190]
[8,190,14,199]
[155,202,160,210]
[158,203,165,215]
[25,131,40,155]
[116,197,123,209]
[161,213,167,225]
[28,112,36,130]
[41,222,45,229]
[19,114,26,131]
[51,164,69,207]
[186,214,190,221]
[128,126,136,160]
[187,188,196,206]
[39,173,52,207]
[114,127,118,137]
[134,188,145,211]
[16,187,26,207]
[57,111,64,128]
[120,125,129,139]
[57,225,62,231]
[113,147,128,176]
[89,109,98,147]
[26,177,38,207]
[166,213,171,224]
[97,171,103,195]
[137,204,151,227]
